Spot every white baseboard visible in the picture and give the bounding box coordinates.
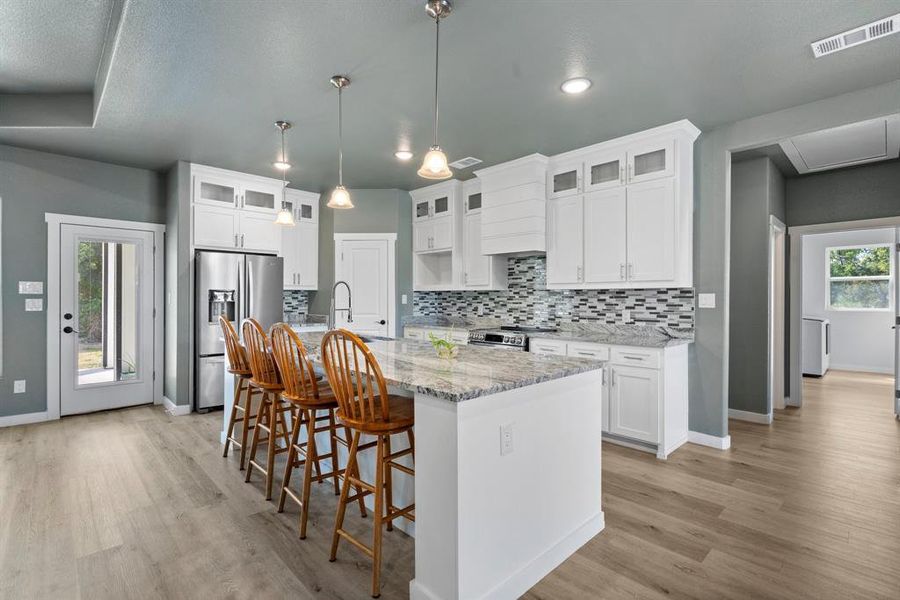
[410,512,605,600]
[728,408,773,424]
[162,396,191,416]
[688,430,731,450]
[0,410,49,428]
[828,363,894,375]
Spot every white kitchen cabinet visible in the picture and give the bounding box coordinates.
[608,365,659,444]
[548,158,582,199]
[281,189,320,290]
[413,188,454,221]
[240,182,280,214]
[194,173,239,208]
[627,137,675,184]
[432,217,453,251]
[626,179,676,283]
[404,326,468,345]
[583,188,627,285]
[529,337,688,458]
[546,195,583,285]
[545,120,698,290]
[238,211,281,253]
[585,148,626,192]
[411,180,463,290]
[193,204,239,249]
[461,179,507,290]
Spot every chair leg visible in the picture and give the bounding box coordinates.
[222,376,242,458]
[328,410,341,495]
[330,430,361,562]
[245,392,268,483]
[276,399,291,449]
[299,408,319,539]
[371,434,385,598]
[348,425,368,518]
[407,429,415,463]
[265,397,279,500]
[278,406,305,513]
[384,434,394,533]
[238,382,255,470]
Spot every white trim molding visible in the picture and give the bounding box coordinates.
[728,408,773,424]
[0,411,49,428]
[45,213,166,422]
[688,430,732,450]
[163,396,192,416]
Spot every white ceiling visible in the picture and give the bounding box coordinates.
[1,0,900,191]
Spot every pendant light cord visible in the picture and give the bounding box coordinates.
[432,16,440,147]
[280,127,287,207]
[338,85,344,186]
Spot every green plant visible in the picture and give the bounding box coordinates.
[428,331,458,359]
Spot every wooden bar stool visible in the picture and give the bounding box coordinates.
[242,318,292,500]
[321,329,415,599]
[269,324,367,539]
[220,315,260,470]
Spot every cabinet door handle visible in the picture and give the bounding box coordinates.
[602,367,607,385]
[620,264,625,280]
[241,234,244,247]
[628,263,633,279]
[627,164,633,182]
[619,166,624,184]
[576,173,582,192]
[576,265,583,281]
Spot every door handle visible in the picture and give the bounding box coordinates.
[63,326,79,334]
[377,319,386,325]
[63,312,73,320]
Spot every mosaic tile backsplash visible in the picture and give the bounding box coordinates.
[413,256,694,329]
[283,290,309,318]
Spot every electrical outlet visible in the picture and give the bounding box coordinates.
[13,380,26,394]
[500,423,514,456]
[698,293,717,309]
[401,294,408,305]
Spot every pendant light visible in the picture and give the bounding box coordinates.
[273,121,296,226]
[418,0,453,180]
[327,75,354,209]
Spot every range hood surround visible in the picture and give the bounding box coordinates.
[474,153,549,256]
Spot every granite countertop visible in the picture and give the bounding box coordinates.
[530,329,693,349]
[292,332,602,402]
[402,316,491,331]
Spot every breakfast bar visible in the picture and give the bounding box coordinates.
[222,333,606,600]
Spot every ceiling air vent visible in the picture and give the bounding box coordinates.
[449,156,482,169]
[811,13,899,57]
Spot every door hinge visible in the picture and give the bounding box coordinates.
[153,308,156,318]
[152,371,156,381]
[896,316,900,326]
[896,242,900,252]
[895,389,900,399]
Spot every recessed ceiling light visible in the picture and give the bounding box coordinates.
[560,77,592,95]
[394,150,414,161]
[273,161,291,170]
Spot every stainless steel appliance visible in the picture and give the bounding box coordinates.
[195,250,283,410]
[468,325,558,351]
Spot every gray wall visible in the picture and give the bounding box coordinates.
[309,189,413,332]
[786,158,900,227]
[0,144,165,417]
[728,157,784,415]
[691,78,900,439]
[164,161,192,406]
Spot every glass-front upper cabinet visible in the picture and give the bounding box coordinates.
[415,199,432,221]
[549,159,582,199]
[194,174,238,207]
[627,138,675,184]
[284,190,318,223]
[584,148,626,192]
[241,182,279,213]
[433,195,450,217]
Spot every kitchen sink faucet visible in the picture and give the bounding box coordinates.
[329,280,353,329]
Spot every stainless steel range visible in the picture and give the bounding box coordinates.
[468,325,559,351]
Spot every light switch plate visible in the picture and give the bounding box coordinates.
[14,380,26,394]
[500,422,514,456]
[401,294,408,305]
[698,293,717,309]
[25,298,43,312]
[19,281,43,295]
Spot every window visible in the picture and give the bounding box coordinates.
[826,244,893,311]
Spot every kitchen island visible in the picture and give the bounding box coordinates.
[222,333,605,600]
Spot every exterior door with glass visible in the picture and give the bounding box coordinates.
[59,224,155,416]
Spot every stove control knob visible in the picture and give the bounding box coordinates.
[503,336,509,343]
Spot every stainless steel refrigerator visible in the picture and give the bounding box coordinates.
[195,250,283,410]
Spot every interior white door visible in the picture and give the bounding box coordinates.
[464,213,489,287]
[583,188,627,284]
[335,238,391,337]
[547,195,583,285]
[626,179,676,283]
[894,228,899,417]
[60,224,155,416]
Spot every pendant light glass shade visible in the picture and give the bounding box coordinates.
[273,121,296,226]
[418,2,453,180]
[417,145,452,179]
[327,185,353,209]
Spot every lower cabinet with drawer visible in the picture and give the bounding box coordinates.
[531,337,689,459]
[403,326,469,345]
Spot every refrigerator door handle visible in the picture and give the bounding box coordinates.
[237,258,246,323]
[246,258,253,320]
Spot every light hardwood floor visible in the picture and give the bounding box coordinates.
[1,370,898,599]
